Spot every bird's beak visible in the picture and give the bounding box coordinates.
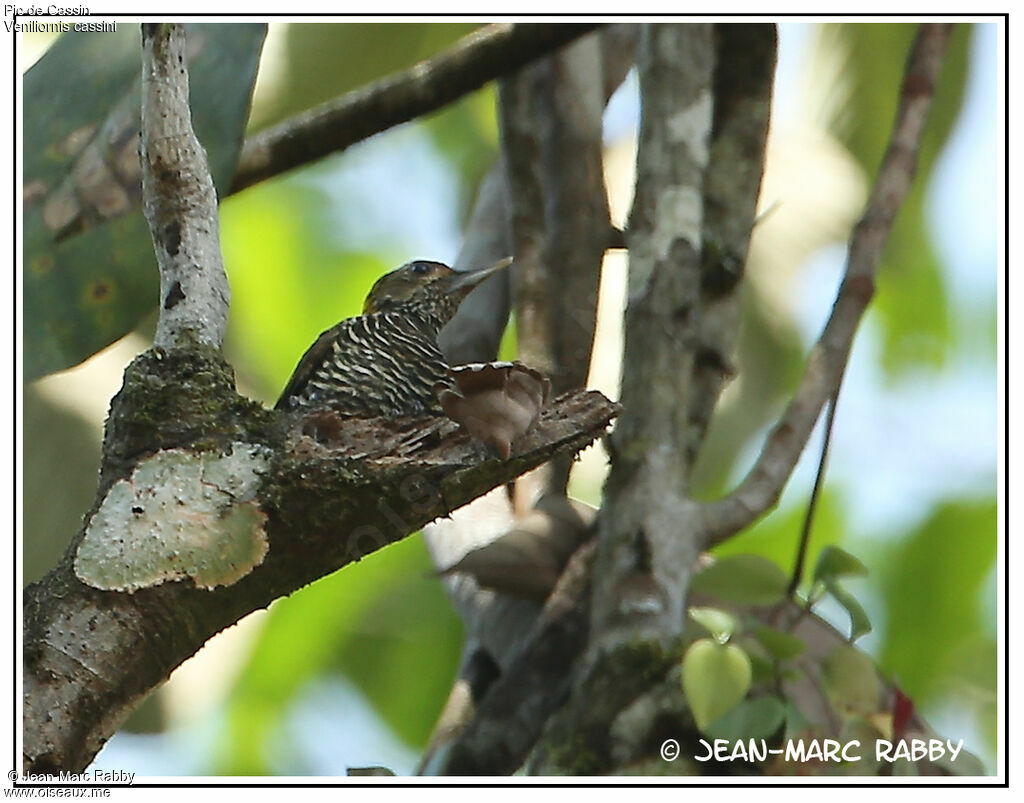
[448,256,512,294]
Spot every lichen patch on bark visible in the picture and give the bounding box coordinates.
[74,442,272,591]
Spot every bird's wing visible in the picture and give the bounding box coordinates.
[274,322,345,410]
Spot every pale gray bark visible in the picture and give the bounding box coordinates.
[590,24,715,650]
[140,24,230,351]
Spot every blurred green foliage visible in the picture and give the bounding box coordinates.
[691,291,806,498]
[711,488,847,575]
[215,535,462,774]
[220,178,394,402]
[816,23,971,379]
[874,499,997,753]
[22,387,102,585]
[253,24,478,130]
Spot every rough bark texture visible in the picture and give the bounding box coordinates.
[22,23,621,776]
[445,23,777,775]
[590,24,717,650]
[22,344,618,774]
[440,542,597,775]
[419,27,637,775]
[499,31,610,494]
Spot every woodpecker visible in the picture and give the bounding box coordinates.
[275,258,510,416]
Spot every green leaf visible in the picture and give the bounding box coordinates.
[23,24,266,379]
[705,695,786,743]
[822,644,882,718]
[689,606,740,641]
[812,544,869,585]
[875,499,997,703]
[782,701,813,739]
[824,579,873,641]
[747,652,777,685]
[681,638,752,732]
[690,554,788,606]
[752,625,806,661]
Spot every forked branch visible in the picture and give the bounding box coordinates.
[700,23,955,547]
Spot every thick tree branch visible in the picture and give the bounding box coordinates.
[23,23,620,776]
[438,24,638,369]
[229,23,600,195]
[446,27,775,775]
[687,24,776,459]
[589,24,716,648]
[440,541,596,775]
[419,27,638,774]
[22,346,618,774]
[140,24,230,351]
[700,23,954,547]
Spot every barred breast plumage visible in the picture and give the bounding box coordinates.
[275,311,451,415]
[275,258,510,416]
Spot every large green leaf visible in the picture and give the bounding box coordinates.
[23,23,266,380]
[875,498,996,702]
[22,386,102,586]
[815,23,971,378]
[692,289,806,499]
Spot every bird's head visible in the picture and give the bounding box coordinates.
[362,258,511,326]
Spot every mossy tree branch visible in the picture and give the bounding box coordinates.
[23,345,618,774]
[22,24,618,776]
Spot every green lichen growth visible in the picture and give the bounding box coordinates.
[541,731,606,776]
[533,639,685,774]
[100,343,280,488]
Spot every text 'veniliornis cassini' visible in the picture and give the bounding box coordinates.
[275,258,511,416]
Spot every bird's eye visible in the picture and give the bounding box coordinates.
[410,262,432,276]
